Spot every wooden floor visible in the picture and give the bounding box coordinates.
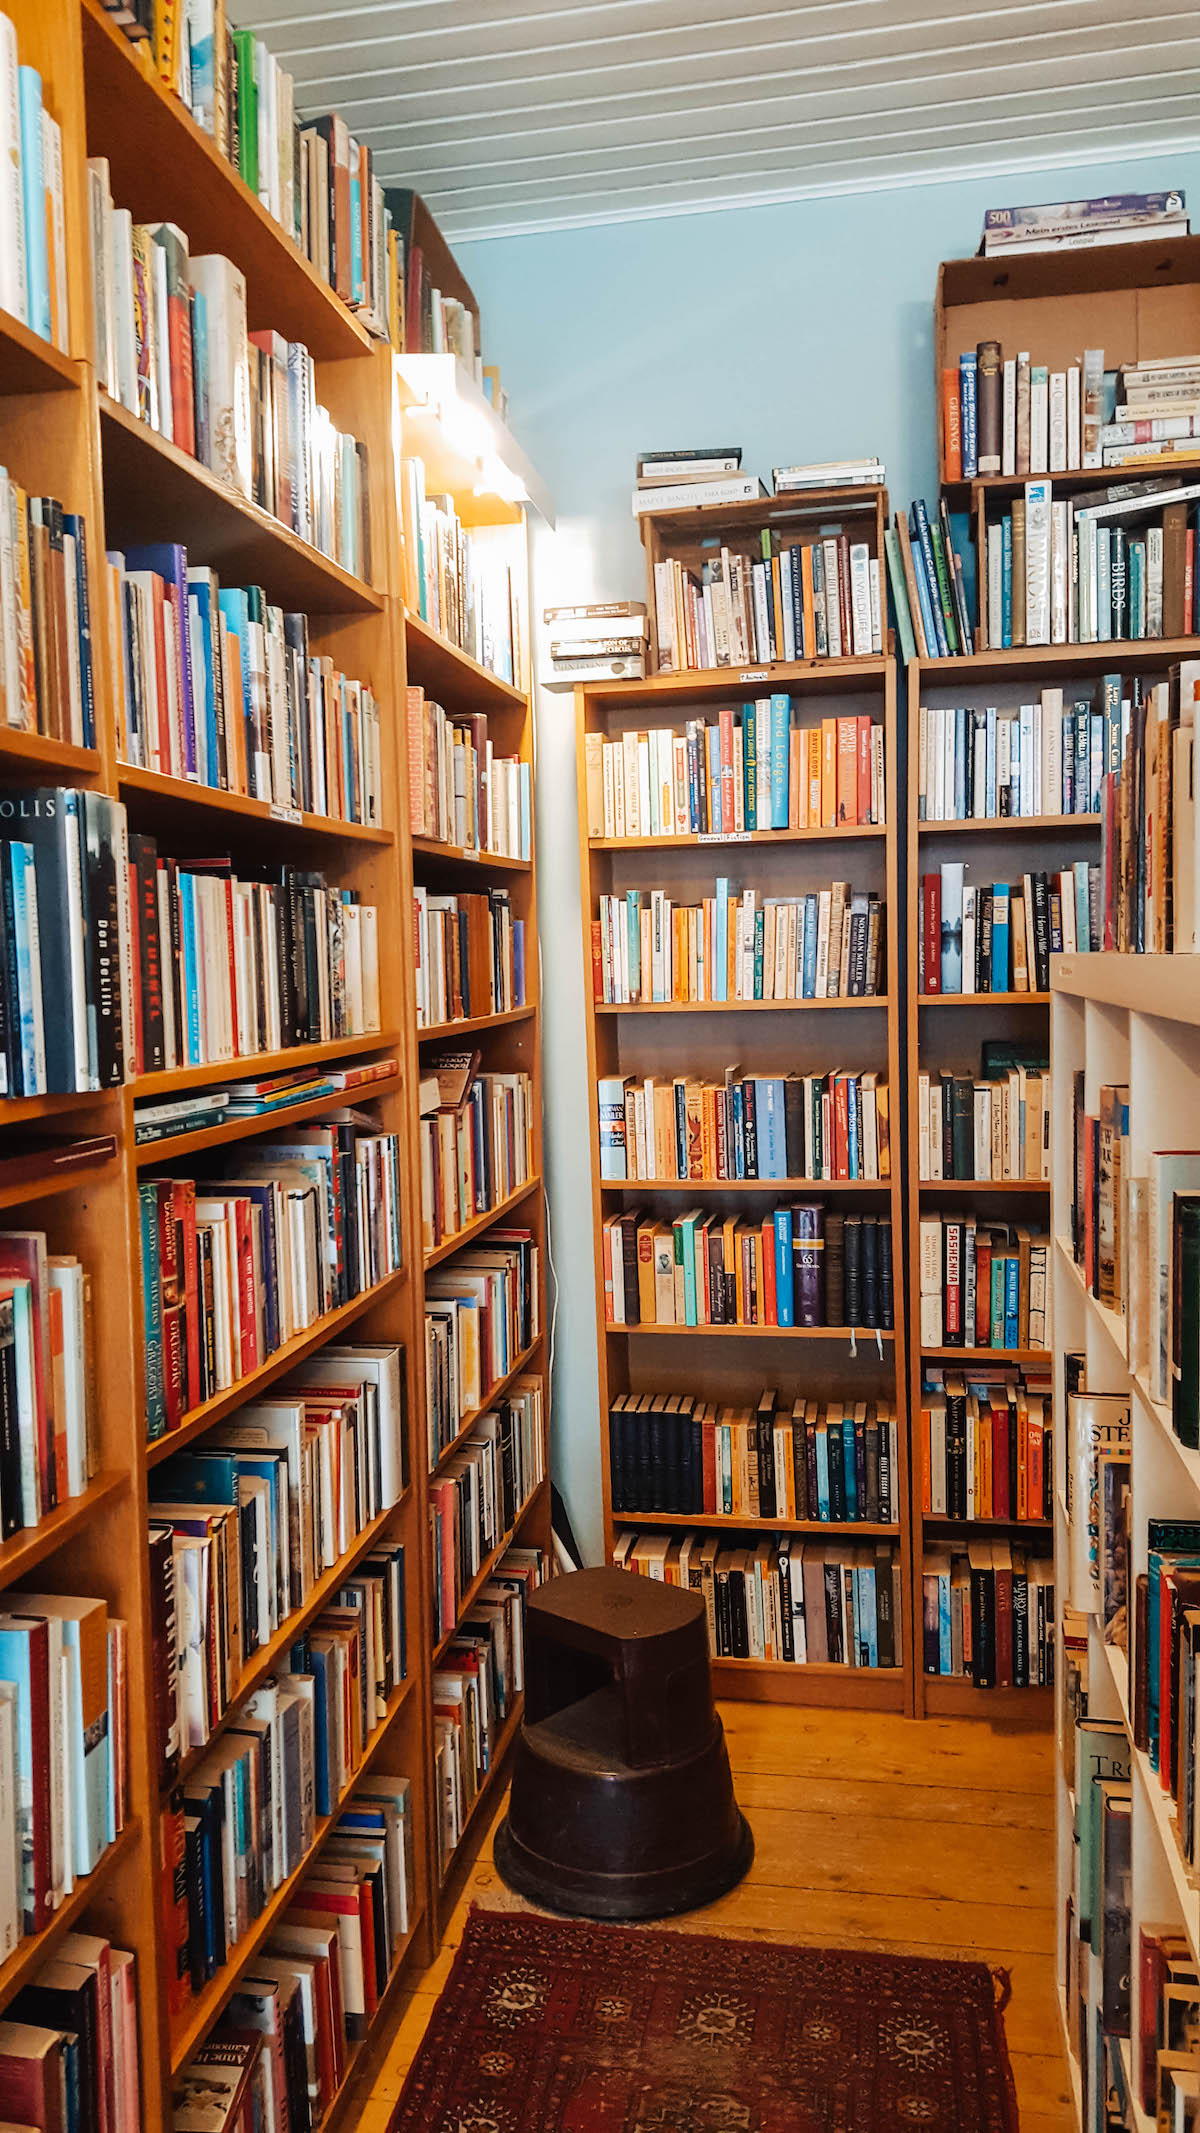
[350,1701,1074,2132]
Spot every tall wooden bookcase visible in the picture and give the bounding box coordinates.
[575,642,912,1713]
[0,2,550,2123]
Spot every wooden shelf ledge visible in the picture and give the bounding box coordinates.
[418,1006,535,1043]
[117,764,393,847]
[423,1175,542,1270]
[134,1071,402,1169]
[0,1820,140,2008]
[403,612,528,712]
[133,1030,401,1102]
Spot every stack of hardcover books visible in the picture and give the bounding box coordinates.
[631,444,763,517]
[540,601,648,686]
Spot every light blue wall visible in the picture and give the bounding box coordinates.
[458,150,1200,1562]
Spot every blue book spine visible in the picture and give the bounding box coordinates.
[802,897,818,997]
[18,70,49,342]
[1001,517,1013,648]
[991,884,1011,991]
[1062,712,1074,815]
[960,355,978,479]
[714,879,728,1003]
[770,693,790,829]
[9,844,39,1094]
[179,875,202,1064]
[909,536,942,661]
[774,1208,794,1325]
[954,706,968,818]
[759,1078,786,1179]
[191,288,210,466]
[861,1563,878,1666]
[843,1422,857,1520]
[939,1568,952,1674]
[138,1180,166,1441]
[1004,1253,1019,1346]
[680,1217,697,1326]
[1076,708,1091,812]
[912,501,949,657]
[706,725,722,834]
[1090,713,1103,809]
[815,1428,830,1518]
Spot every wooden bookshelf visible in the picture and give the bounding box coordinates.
[905,649,1103,1715]
[576,656,912,1711]
[0,4,564,2116]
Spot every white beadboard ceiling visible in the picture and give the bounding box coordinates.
[237,0,1200,242]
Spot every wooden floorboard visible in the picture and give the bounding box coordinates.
[348,1702,1074,2131]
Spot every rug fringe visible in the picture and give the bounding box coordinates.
[990,1965,1013,2014]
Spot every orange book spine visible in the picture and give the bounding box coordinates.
[942,366,963,482]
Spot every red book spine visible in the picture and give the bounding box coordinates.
[223,877,239,1058]
[975,1240,992,1344]
[234,1196,259,1373]
[1140,1931,1169,2112]
[1028,1410,1044,1521]
[24,1616,51,1932]
[1187,525,1195,634]
[167,296,195,458]
[358,1878,378,2015]
[175,1179,200,1412]
[992,1403,1011,1520]
[857,715,873,823]
[923,875,941,993]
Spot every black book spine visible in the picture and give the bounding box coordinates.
[0,1295,22,1536]
[824,1561,843,1662]
[621,1215,640,1326]
[1032,871,1051,991]
[777,1549,795,1663]
[978,889,993,989]
[0,849,21,1096]
[879,1217,894,1329]
[756,1403,776,1521]
[876,1553,895,1667]
[828,1421,847,1522]
[783,1078,804,1177]
[647,1406,666,1511]
[862,1217,879,1328]
[6,788,76,1089]
[609,1405,626,1514]
[792,1422,808,1520]
[877,1416,891,1522]
[82,793,123,1086]
[843,1217,862,1326]
[634,1412,651,1512]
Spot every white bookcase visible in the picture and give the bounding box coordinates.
[1052,954,1200,2130]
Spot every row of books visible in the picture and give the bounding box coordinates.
[919,864,1094,995]
[1125,1519,1200,1883]
[1,788,126,1097]
[883,501,971,662]
[918,1054,1050,1182]
[979,188,1186,256]
[126,844,381,1076]
[0,1932,140,2133]
[981,476,1200,647]
[425,1233,540,1469]
[1132,1919,1200,2121]
[87,170,371,576]
[580,706,886,841]
[614,1530,902,1668]
[0,21,68,347]
[405,685,531,857]
[433,1545,546,1875]
[114,7,408,347]
[1067,1706,1133,2110]
[428,1381,545,1638]
[945,336,1200,479]
[602,1205,895,1332]
[0,1592,127,1945]
[170,1779,416,2131]
[133,1057,394,1149]
[592,882,887,1005]
[149,1354,407,1758]
[399,458,523,689]
[919,1365,1052,1522]
[0,486,94,743]
[608,1390,899,1525]
[159,1585,409,2015]
[109,545,382,825]
[0,1231,94,1540]
[598,1068,891,1185]
[921,1543,1055,1685]
[652,534,884,672]
[418,1055,535,1256]
[917,1214,1049,1352]
[916,691,1108,821]
[139,1129,404,1438]
[1091,662,1200,955]
[412,885,526,1032]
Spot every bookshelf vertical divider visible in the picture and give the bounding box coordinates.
[576,653,912,1713]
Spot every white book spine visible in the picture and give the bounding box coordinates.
[1049,372,1067,471]
[190,254,252,499]
[1001,358,1016,476]
[1051,501,1069,644]
[111,208,139,416]
[1024,479,1051,646]
[1030,370,1049,473]
[1066,365,1082,469]
[0,18,24,324]
[849,543,872,655]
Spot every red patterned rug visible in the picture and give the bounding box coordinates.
[388,1906,1019,2132]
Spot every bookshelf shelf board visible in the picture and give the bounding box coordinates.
[922,1344,1051,1364]
[612,1322,895,1342]
[431,1477,549,1664]
[1116,2038,1154,2133]
[98,395,382,617]
[1054,1234,1127,1357]
[919,992,1051,1008]
[0,729,100,776]
[133,1072,402,1167]
[915,637,1200,680]
[429,1335,545,1479]
[616,1511,901,1537]
[116,764,394,846]
[0,310,81,395]
[590,824,887,852]
[133,1029,401,1101]
[418,1005,535,1043]
[438,1693,524,1889]
[423,1174,543,1270]
[1052,952,1200,1023]
[921,1677,1052,1719]
[706,1656,906,1709]
[599,1176,890,1196]
[80,0,372,362]
[145,1268,407,1463]
[0,1817,141,2009]
[168,1498,414,1794]
[1099,1631,1200,1974]
[168,1676,417,2072]
[917,1177,1050,1194]
[636,487,886,537]
[593,997,888,1016]
[0,1471,128,1592]
[921,1512,1054,1531]
[0,1087,120,1126]
[916,814,1099,837]
[402,612,527,713]
[944,459,1200,507]
[582,656,888,708]
[410,834,531,875]
[0,1156,120,1212]
[1130,1367,1200,1497]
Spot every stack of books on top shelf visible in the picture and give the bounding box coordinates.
[540,601,648,687]
[946,331,1200,480]
[772,457,885,494]
[632,445,763,516]
[609,1388,899,1525]
[88,174,372,576]
[0,1229,96,1536]
[615,1528,903,1669]
[978,187,1187,257]
[981,474,1200,647]
[133,1056,394,1147]
[0,1932,140,2133]
[0,17,69,348]
[1090,660,1200,953]
[884,501,971,661]
[581,701,886,839]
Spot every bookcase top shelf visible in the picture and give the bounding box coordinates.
[591,823,888,851]
[98,394,382,615]
[402,611,528,711]
[79,0,373,361]
[937,234,1200,310]
[580,655,890,706]
[914,637,1200,679]
[635,484,887,536]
